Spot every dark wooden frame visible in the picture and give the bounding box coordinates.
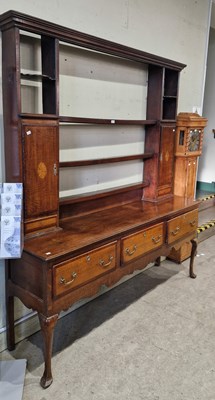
[0,10,199,389]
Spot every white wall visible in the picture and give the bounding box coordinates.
[198,25,215,183]
[0,0,211,351]
[210,0,215,28]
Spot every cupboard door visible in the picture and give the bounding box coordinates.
[158,125,175,197]
[22,121,58,219]
[173,157,197,198]
[185,158,197,198]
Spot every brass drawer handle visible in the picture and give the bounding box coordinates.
[152,235,161,244]
[125,245,137,256]
[171,227,180,236]
[59,271,77,286]
[189,220,196,227]
[99,255,114,268]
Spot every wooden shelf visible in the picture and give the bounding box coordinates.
[59,116,157,126]
[60,182,149,205]
[20,113,58,119]
[21,73,56,81]
[59,153,154,168]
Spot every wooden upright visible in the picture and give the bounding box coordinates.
[0,10,201,388]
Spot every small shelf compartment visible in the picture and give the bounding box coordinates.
[164,69,178,97]
[20,32,58,115]
[162,68,179,120]
[162,97,177,120]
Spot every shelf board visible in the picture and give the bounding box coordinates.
[59,116,157,126]
[21,72,55,81]
[60,182,149,205]
[20,113,58,119]
[18,114,157,125]
[161,119,176,123]
[59,153,154,168]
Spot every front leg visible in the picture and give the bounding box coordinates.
[5,260,15,350]
[6,293,15,350]
[189,238,198,279]
[38,313,58,389]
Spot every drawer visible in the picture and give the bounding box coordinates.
[167,209,198,244]
[121,223,164,264]
[53,242,117,296]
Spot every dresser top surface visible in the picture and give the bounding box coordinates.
[23,196,199,262]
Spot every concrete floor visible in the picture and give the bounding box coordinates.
[0,232,214,400]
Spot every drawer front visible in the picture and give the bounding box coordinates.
[53,242,117,296]
[121,223,164,264]
[167,209,198,244]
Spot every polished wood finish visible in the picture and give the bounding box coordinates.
[21,119,59,236]
[0,11,199,389]
[22,120,59,219]
[157,125,175,197]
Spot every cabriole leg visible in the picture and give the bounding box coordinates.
[189,238,198,279]
[38,313,58,389]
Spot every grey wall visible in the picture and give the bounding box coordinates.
[198,26,215,184]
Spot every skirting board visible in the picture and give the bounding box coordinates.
[0,312,40,353]
[197,181,215,193]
